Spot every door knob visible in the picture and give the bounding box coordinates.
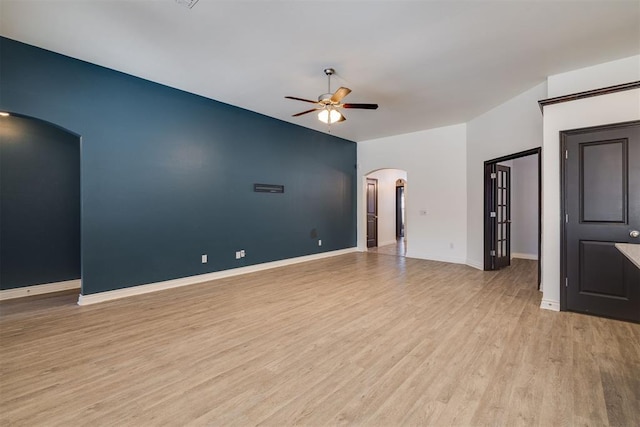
[631,230,640,238]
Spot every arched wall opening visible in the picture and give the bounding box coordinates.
[0,112,82,297]
[360,168,408,254]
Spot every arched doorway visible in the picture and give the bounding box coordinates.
[0,112,82,299]
[363,168,408,257]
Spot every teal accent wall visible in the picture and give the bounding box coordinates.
[0,37,356,295]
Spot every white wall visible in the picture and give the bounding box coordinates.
[547,55,640,98]
[358,124,467,264]
[366,169,407,246]
[466,82,547,269]
[511,155,538,259]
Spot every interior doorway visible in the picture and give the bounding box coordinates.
[0,112,82,299]
[365,169,408,257]
[484,148,541,287]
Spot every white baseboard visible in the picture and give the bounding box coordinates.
[0,279,81,301]
[512,252,539,261]
[465,259,484,270]
[540,299,560,311]
[78,248,358,306]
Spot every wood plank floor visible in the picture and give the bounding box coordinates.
[1,253,639,426]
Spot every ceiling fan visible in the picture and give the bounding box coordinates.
[285,68,378,124]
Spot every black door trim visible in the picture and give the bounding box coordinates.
[559,120,640,312]
[483,147,542,288]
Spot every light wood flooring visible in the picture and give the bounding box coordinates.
[1,253,639,426]
[367,239,407,257]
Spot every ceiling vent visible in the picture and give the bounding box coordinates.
[175,0,199,9]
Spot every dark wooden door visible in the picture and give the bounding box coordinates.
[564,122,640,322]
[485,163,512,270]
[494,165,511,269]
[396,185,405,238]
[366,178,378,248]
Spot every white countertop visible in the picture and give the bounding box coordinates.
[615,243,640,269]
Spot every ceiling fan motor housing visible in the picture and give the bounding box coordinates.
[318,93,333,103]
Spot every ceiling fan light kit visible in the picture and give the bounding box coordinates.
[285,68,378,127]
[318,108,344,124]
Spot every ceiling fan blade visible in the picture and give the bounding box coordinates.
[342,103,379,110]
[285,96,319,104]
[330,87,352,103]
[292,108,319,117]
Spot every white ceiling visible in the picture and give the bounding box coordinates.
[1,0,639,142]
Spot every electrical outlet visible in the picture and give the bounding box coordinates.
[449,243,454,249]
[318,239,322,246]
[235,251,241,259]
[240,250,246,258]
[201,254,207,263]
